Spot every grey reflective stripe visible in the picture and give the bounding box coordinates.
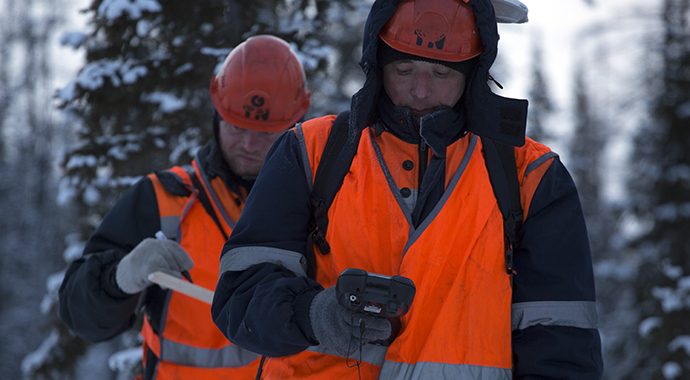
[158,169,196,242]
[371,138,414,228]
[511,300,599,331]
[159,338,260,368]
[378,360,511,380]
[523,151,558,179]
[295,123,314,193]
[219,246,308,277]
[306,344,388,366]
[403,135,478,254]
[193,152,237,230]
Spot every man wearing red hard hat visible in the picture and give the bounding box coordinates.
[59,35,311,380]
[213,1,603,379]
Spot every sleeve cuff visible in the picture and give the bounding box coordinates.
[100,261,135,300]
[293,289,321,344]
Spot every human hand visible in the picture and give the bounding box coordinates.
[309,286,391,356]
[115,238,194,294]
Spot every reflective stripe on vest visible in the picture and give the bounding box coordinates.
[192,155,238,231]
[306,344,388,367]
[523,151,558,179]
[142,320,260,368]
[295,123,314,193]
[156,167,195,241]
[378,361,512,380]
[144,162,261,378]
[159,338,260,368]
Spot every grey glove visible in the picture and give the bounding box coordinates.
[309,286,391,357]
[115,238,194,294]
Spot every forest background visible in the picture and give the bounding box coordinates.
[1,0,689,379]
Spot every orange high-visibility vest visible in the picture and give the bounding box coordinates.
[262,115,553,379]
[140,160,261,380]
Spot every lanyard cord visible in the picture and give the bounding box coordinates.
[256,308,366,380]
[346,308,363,380]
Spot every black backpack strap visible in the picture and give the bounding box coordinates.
[306,110,357,279]
[482,137,523,275]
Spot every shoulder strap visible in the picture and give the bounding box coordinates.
[481,137,523,275]
[152,169,192,197]
[152,167,230,242]
[188,170,230,241]
[306,110,356,279]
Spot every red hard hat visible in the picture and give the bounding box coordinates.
[379,0,483,63]
[209,35,311,133]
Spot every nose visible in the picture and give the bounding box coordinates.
[240,131,264,153]
[410,72,432,100]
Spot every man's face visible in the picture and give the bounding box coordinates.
[217,120,284,177]
[382,60,466,123]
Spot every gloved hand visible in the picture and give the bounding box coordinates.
[309,286,391,357]
[115,238,194,294]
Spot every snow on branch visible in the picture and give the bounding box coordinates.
[140,92,186,113]
[652,275,690,313]
[98,0,162,23]
[668,335,690,356]
[59,31,88,49]
[20,329,60,376]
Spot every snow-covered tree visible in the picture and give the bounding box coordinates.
[569,63,609,249]
[525,36,554,144]
[567,59,642,380]
[622,0,690,378]
[55,0,368,236]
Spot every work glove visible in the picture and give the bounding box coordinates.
[309,286,391,357]
[115,238,194,294]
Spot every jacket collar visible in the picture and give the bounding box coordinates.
[377,93,467,156]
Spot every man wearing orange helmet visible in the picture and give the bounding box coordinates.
[58,35,311,380]
[212,1,603,379]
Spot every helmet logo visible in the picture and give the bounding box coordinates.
[415,30,445,50]
[243,95,270,121]
[412,12,449,51]
[251,95,265,107]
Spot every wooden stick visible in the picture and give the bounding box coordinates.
[148,271,214,305]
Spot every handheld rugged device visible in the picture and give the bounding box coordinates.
[335,268,416,318]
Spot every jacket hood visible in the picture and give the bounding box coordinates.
[350,0,528,147]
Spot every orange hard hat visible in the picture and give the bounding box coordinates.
[209,35,311,133]
[379,0,483,63]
